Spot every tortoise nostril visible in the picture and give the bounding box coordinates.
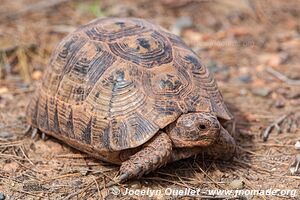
[199,124,207,130]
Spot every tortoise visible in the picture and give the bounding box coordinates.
[26,17,236,183]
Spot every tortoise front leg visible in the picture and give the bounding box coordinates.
[115,132,173,183]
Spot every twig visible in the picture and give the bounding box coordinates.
[194,162,226,189]
[19,146,34,166]
[63,171,120,200]
[240,143,294,148]
[285,176,300,180]
[92,176,102,200]
[41,173,82,182]
[263,112,291,142]
[234,159,272,174]
[56,153,94,159]
[9,187,46,198]
[0,141,22,147]
[50,25,77,33]
[11,158,42,175]
[257,143,294,147]
[0,43,37,54]
[266,67,300,85]
[247,0,269,23]
[238,146,264,156]
[144,176,196,188]
[0,153,30,161]
[62,180,94,200]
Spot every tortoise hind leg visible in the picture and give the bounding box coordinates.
[114,132,172,183]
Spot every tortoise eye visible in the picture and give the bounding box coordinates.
[198,124,207,130]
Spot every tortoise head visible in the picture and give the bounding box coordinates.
[166,112,221,148]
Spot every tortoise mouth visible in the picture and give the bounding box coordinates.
[171,135,217,148]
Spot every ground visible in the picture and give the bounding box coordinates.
[0,0,300,199]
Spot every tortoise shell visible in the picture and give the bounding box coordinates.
[26,17,232,156]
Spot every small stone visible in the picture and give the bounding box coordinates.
[0,93,13,101]
[259,53,288,67]
[183,29,203,45]
[3,162,19,173]
[275,100,285,108]
[206,60,219,73]
[229,179,245,189]
[295,141,300,150]
[214,169,225,178]
[227,27,251,37]
[0,131,15,139]
[285,90,300,99]
[100,188,110,199]
[71,180,83,187]
[0,87,8,94]
[130,181,141,189]
[239,67,250,74]
[108,4,135,17]
[239,88,248,96]
[31,70,43,80]
[0,193,5,200]
[267,54,282,67]
[238,75,252,83]
[109,186,120,196]
[248,174,259,181]
[80,169,88,176]
[252,88,271,97]
[171,16,193,36]
[227,11,245,24]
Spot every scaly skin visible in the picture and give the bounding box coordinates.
[116,132,172,182]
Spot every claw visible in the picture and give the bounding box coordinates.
[30,128,47,140]
[118,173,129,182]
[106,172,129,188]
[290,154,300,175]
[41,132,47,140]
[24,125,32,134]
[31,128,38,139]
